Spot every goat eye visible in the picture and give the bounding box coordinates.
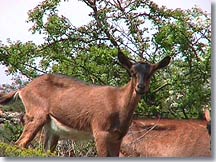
[130,70,136,77]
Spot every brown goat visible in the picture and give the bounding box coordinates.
[121,119,211,157]
[0,51,170,157]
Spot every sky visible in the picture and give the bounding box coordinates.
[0,0,211,85]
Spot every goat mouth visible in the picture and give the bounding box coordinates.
[135,88,146,95]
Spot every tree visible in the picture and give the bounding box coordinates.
[0,0,211,119]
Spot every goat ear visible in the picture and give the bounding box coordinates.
[205,109,211,122]
[118,51,132,70]
[155,56,171,70]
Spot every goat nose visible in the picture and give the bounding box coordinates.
[138,84,144,89]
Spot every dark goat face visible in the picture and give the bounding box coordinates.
[118,51,171,95]
[130,62,152,94]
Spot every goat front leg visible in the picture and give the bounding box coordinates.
[108,139,122,157]
[93,131,110,157]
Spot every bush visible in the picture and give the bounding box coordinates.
[0,121,22,143]
[0,142,55,157]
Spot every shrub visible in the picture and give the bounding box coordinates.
[0,121,22,143]
[0,142,55,157]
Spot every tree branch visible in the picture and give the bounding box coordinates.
[152,83,171,94]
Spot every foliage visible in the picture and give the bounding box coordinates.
[0,0,211,157]
[0,121,23,143]
[0,142,55,157]
[0,1,211,119]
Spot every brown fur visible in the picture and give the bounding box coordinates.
[121,119,211,157]
[0,53,170,157]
